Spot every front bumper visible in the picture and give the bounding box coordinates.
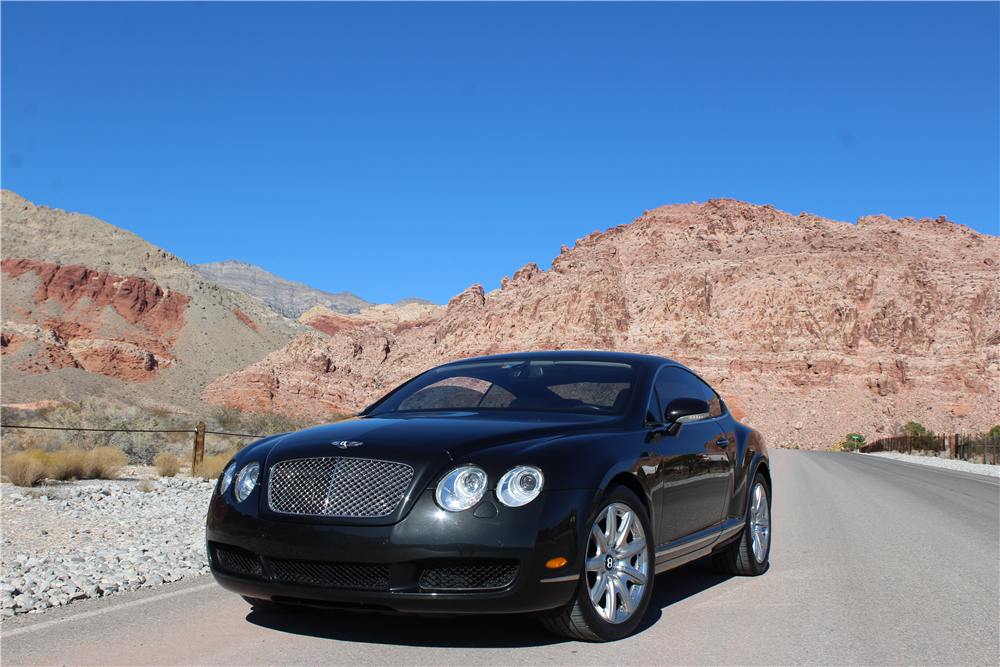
[206,487,598,615]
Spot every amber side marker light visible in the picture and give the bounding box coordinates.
[546,557,568,569]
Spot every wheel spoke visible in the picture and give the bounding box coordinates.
[605,506,618,546]
[590,571,607,606]
[591,522,609,555]
[614,510,633,549]
[613,573,635,614]
[586,556,604,573]
[620,565,647,586]
[604,576,618,623]
[616,536,646,561]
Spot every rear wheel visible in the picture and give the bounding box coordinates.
[540,486,654,642]
[713,472,770,576]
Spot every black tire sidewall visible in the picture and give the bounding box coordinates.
[573,485,655,641]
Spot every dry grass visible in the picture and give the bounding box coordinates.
[153,451,183,477]
[1,452,49,487]
[85,447,128,480]
[50,448,89,480]
[195,451,236,479]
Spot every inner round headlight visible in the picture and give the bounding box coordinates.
[496,466,544,507]
[435,466,488,512]
[233,461,260,503]
[218,460,237,497]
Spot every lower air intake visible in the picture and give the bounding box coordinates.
[420,560,519,591]
[213,544,264,578]
[269,559,390,590]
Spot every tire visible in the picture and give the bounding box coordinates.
[539,486,654,642]
[242,596,307,613]
[713,472,770,576]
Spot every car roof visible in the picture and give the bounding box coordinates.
[437,350,680,373]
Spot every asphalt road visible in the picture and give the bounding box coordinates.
[3,450,997,666]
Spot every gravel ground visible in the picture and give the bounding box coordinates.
[860,451,1000,477]
[1,471,216,617]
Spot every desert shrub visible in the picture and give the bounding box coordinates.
[23,448,59,469]
[838,433,866,451]
[40,398,168,464]
[85,447,128,480]
[154,451,183,477]
[195,451,236,479]
[210,405,318,452]
[1,452,49,487]
[53,448,89,480]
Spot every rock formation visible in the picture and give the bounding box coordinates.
[299,301,445,336]
[1,258,190,382]
[203,199,999,447]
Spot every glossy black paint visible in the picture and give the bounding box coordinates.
[207,350,769,615]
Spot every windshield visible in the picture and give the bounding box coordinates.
[369,359,640,415]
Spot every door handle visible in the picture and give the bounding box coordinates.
[717,439,729,449]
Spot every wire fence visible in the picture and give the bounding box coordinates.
[0,422,260,468]
[861,433,999,465]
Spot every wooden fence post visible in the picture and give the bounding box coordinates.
[193,421,206,472]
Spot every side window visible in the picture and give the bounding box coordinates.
[650,367,705,422]
[694,378,723,418]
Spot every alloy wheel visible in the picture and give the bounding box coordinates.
[750,481,770,563]
[585,502,649,624]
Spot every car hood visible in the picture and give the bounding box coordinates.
[266,411,623,463]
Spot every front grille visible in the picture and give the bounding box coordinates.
[213,544,264,578]
[269,559,390,590]
[268,457,413,518]
[420,560,519,591]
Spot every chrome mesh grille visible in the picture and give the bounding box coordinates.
[267,457,413,517]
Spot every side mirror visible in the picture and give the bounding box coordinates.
[663,397,711,424]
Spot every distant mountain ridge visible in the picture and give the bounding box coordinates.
[191,260,435,318]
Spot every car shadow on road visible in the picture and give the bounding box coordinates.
[245,556,731,648]
[633,556,733,635]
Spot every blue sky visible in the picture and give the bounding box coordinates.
[2,2,997,306]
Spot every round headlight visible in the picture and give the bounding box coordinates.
[218,460,237,497]
[233,461,260,503]
[435,466,488,512]
[496,466,544,507]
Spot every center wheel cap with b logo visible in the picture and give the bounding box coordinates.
[605,554,615,571]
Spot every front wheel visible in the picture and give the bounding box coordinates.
[713,472,770,576]
[539,486,654,642]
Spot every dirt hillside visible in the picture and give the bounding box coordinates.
[1,190,309,414]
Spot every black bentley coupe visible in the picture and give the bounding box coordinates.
[207,351,770,641]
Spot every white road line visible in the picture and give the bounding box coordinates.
[1,582,218,638]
